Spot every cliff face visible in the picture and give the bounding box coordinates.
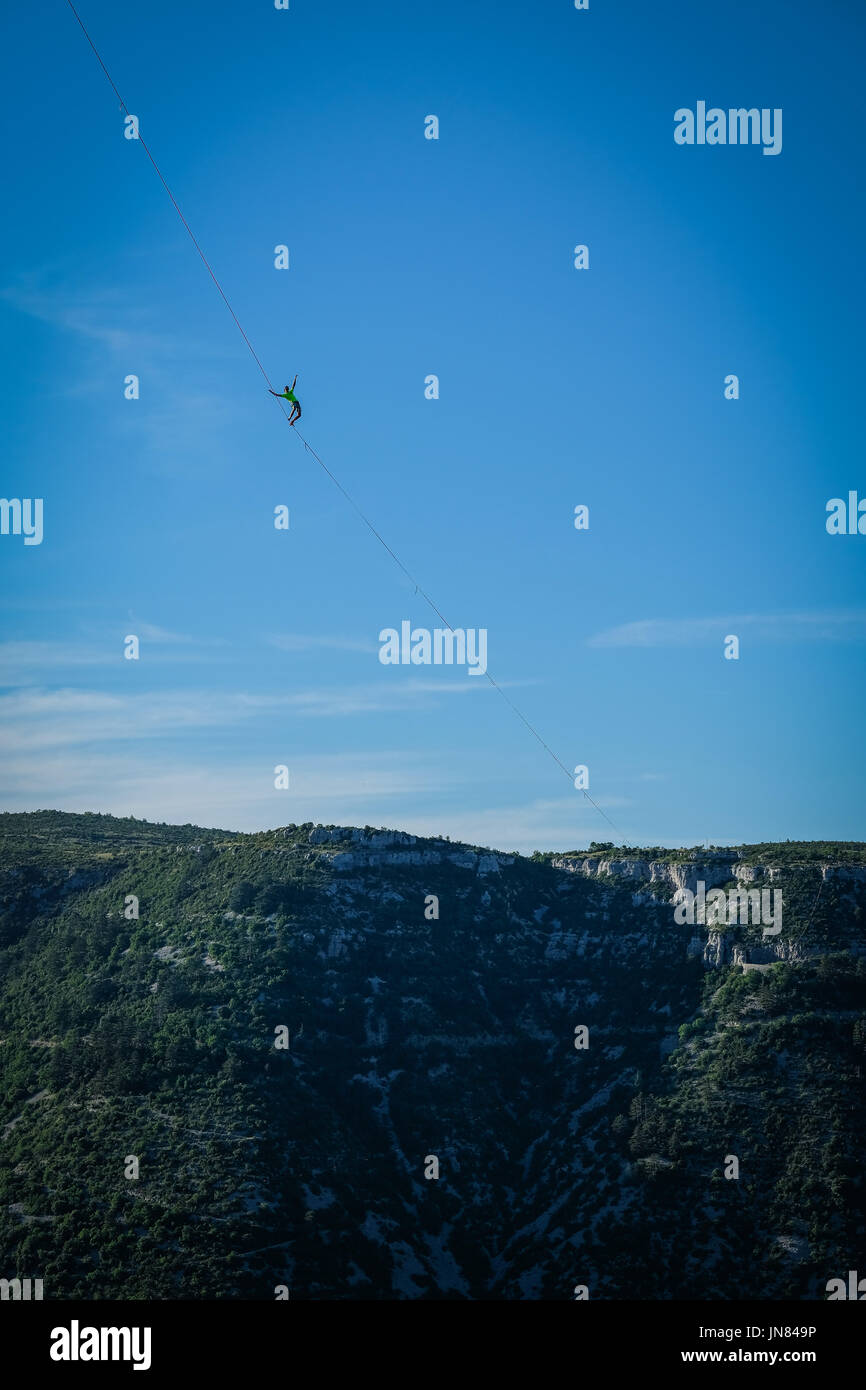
[551,852,693,912]
[553,852,840,893]
[555,851,866,892]
[551,852,866,966]
[1,814,864,1301]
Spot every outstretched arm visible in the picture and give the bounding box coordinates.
[291,375,298,391]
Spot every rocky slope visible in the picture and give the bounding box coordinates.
[0,813,864,1300]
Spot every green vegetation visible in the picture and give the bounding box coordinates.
[1,813,863,1299]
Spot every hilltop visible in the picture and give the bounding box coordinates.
[1,812,864,1299]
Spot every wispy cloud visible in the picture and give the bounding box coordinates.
[134,622,228,647]
[268,633,376,654]
[405,798,632,855]
[0,633,228,685]
[0,642,115,677]
[0,750,465,830]
[1,276,243,467]
[2,283,179,359]
[1,279,227,364]
[587,610,866,648]
[0,680,502,753]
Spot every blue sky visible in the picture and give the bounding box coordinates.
[1,0,864,851]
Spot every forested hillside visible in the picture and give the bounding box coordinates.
[1,812,864,1299]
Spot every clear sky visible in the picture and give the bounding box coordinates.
[1,0,864,851]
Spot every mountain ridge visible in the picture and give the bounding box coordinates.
[1,811,864,1299]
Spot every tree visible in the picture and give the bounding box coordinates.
[229,880,256,912]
